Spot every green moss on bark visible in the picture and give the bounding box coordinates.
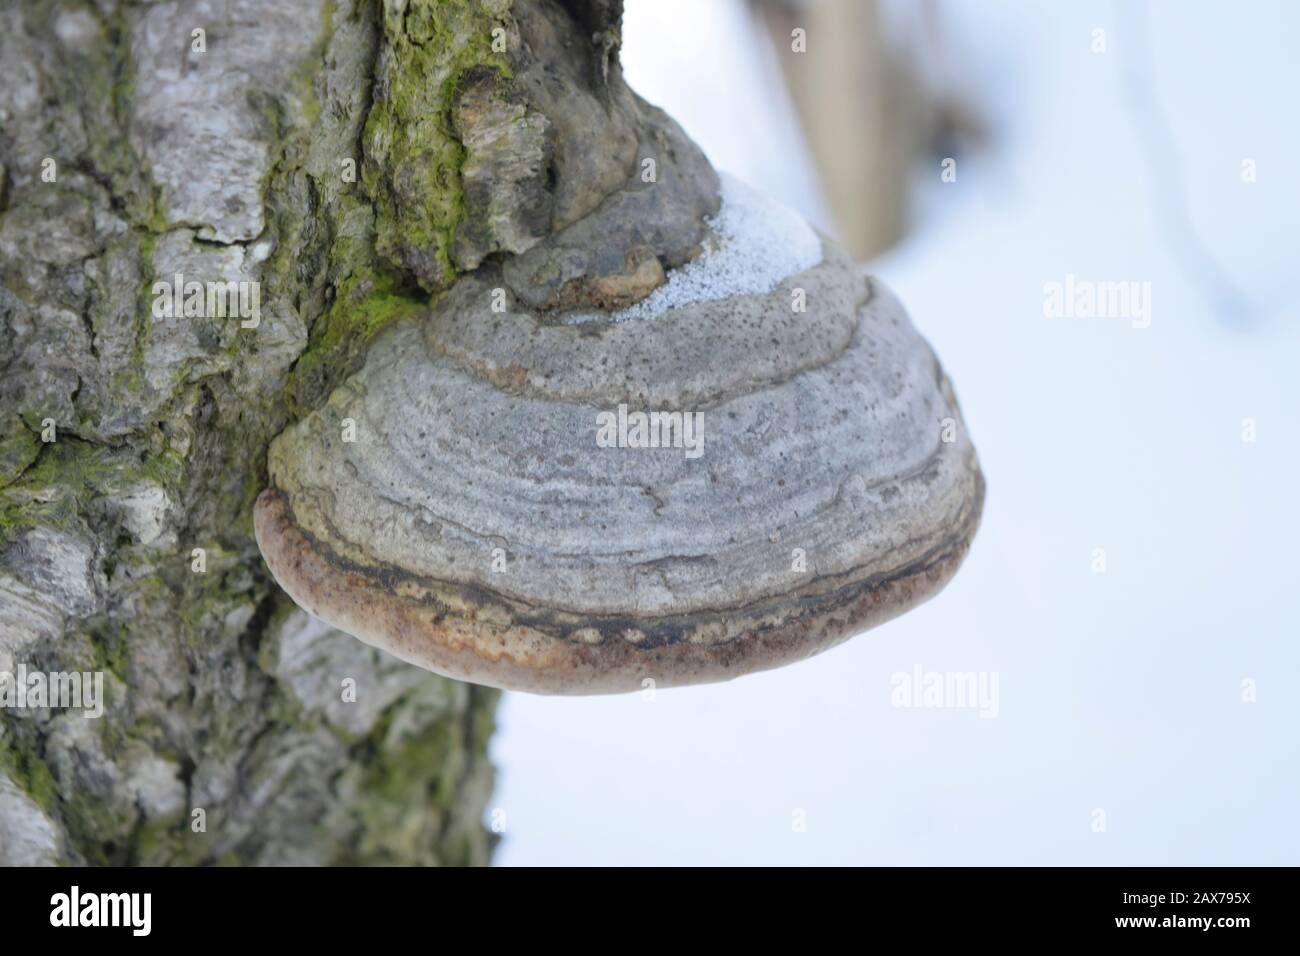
[0,743,60,814]
[362,0,512,291]
[1,0,510,867]
[286,272,427,417]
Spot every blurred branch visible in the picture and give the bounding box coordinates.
[1115,0,1254,324]
[752,0,984,259]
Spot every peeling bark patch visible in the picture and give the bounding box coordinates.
[452,68,555,269]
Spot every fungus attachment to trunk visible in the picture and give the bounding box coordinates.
[255,168,984,694]
[256,0,981,694]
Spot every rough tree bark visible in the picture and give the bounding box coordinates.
[0,0,655,865]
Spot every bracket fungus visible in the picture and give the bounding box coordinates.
[254,4,983,695]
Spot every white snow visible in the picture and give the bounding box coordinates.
[562,171,823,324]
[496,0,1300,867]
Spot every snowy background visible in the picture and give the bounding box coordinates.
[491,0,1300,865]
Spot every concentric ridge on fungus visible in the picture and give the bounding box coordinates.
[254,174,984,694]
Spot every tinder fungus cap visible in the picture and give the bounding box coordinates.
[255,175,983,694]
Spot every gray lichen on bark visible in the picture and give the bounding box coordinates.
[0,0,508,866]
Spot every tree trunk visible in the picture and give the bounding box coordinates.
[0,0,643,866]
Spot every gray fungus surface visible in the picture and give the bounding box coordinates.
[256,181,983,693]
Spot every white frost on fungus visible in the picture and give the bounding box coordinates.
[563,171,823,324]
